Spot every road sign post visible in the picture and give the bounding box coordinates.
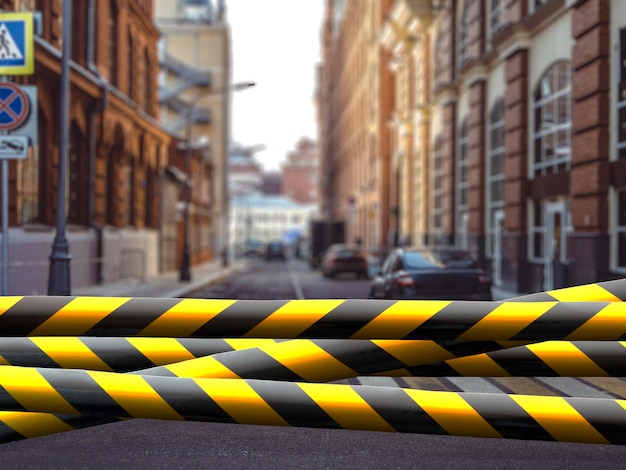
[0,12,34,294]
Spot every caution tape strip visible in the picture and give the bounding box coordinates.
[1,279,625,443]
[1,297,626,341]
[0,366,622,445]
[0,337,281,371]
[395,340,626,377]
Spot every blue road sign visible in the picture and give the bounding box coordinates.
[0,82,29,131]
[0,13,34,75]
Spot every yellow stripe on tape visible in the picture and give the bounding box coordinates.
[298,382,395,432]
[447,353,511,377]
[547,284,622,302]
[373,340,456,367]
[352,301,452,340]
[139,299,236,337]
[0,297,23,315]
[246,300,344,338]
[1,366,78,415]
[31,337,113,371]
[405,389,501,438]
[165,355,241,379]
[527,341,608,377]
[87,371,183,420]
[31,297,131,336]
[565,303,626,340]
[198,378,289,426]
[458,302,557,341]
[511,395,609,444]
[127,337,196,365]
[262,340,356,382]
[0,411,74,438]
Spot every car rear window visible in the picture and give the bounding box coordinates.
[404,251,476,269]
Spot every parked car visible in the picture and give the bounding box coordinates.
[368,246,492,300]
[320,244,369,278]
[265,241,287,261]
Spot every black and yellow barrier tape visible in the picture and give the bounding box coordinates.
[0,366,622,445]
[1,279,625,443]
[1,297,626,341]
[392,340,626,377]
[0,337,280,371]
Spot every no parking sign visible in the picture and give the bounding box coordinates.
[0,82,29,131]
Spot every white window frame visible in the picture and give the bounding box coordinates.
[532,61,572,177]
[611,187,626,273]
[431,136,444,243]
[456,119,469,248]
[488,0,505,43]
[487,98,505,257]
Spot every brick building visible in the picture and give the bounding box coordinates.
[281,137,319,204]
[0,0,212,294]
[320,0,626,293]
[318,0,394,256]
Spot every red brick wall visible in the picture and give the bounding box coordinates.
[504,50,529,233]
[570,0,611,234]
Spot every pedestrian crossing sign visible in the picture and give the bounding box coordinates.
[0,13,34,75]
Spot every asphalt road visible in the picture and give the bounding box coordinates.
[2,257,626,468]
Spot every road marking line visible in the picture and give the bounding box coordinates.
[289,266,305,300]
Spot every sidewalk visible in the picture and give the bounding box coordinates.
[72,259,248,298]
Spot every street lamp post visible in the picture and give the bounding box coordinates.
[48,0,72,295]
[179,81,255,282]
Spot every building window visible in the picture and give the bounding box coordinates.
[143,49,151,113]
[532,61,571,177]
[456,119,469,248]
[487,98,505,256]
[434,28,445,81]
[614,188,626,270]
[431,136,444,242]
[530,200,545,261]
[127,31,134,100]
[457,3,469,69]
[489,0,505,41]
[108,1,118,87]
[530,0,548,13]
[617,28,626,160]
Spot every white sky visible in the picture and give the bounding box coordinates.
[227,0,324,171]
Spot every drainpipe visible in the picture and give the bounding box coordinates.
[86,0,108,283]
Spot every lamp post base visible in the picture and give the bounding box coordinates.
[180,246,191,282]
[48,236,72,295]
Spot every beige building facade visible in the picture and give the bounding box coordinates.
[155,0,231,263]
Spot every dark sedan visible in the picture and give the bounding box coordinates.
[368,246,492,300]
[321,244,369,278]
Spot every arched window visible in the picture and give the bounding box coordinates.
[456,119,469,249]
[532,61,571,177]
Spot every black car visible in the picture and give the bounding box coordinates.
[265,241,287,261]
[320,244,369,278]
[368,246,492,300]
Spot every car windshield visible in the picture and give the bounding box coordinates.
[403,251,476,269]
